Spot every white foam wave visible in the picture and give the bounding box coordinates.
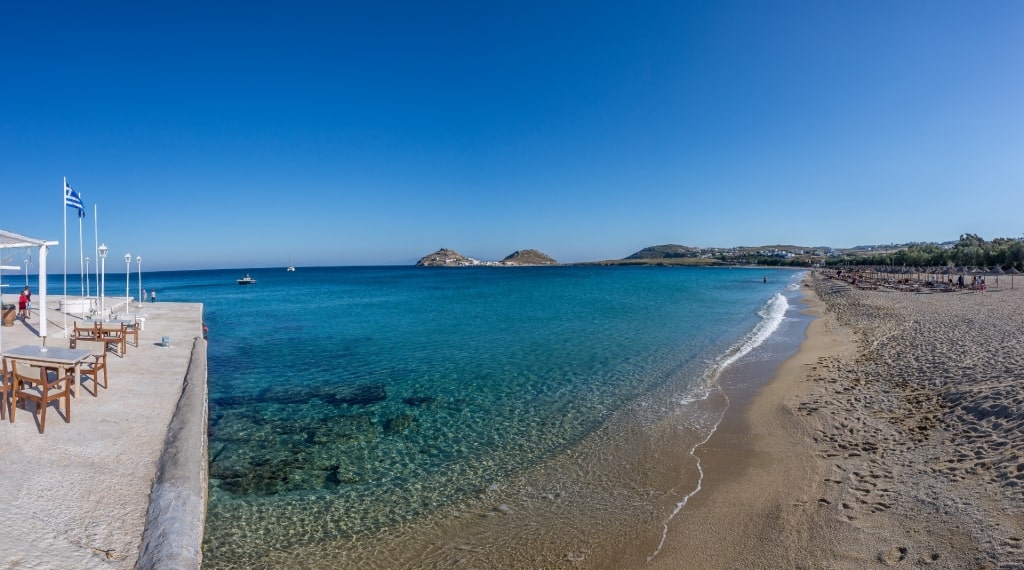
[786,270,808,291]
[719,292,788,371]
[650,292,790,561]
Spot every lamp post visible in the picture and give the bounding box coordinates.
[84,257,91,298]
[136,256,142,308]
[125,253,131,317]
[24,254,30,286]
[98,244,108,319]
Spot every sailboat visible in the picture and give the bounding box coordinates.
[287,254,295,272]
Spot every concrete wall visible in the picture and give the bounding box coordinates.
[136,336,209,569]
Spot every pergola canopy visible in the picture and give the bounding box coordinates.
[0,229,59,346]
[0,229,53,249]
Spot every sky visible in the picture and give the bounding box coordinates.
[2,1,1022,271]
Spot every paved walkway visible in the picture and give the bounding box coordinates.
[0,298,205,569]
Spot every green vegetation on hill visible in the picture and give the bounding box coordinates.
[415,233,1024,270]
[830,233,1024,270]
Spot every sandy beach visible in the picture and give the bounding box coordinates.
[654,271,1024,569]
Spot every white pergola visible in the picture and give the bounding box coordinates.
[0,229,59,350]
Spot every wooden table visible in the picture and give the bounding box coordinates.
[3,345,92,398]
[79,320,132,356]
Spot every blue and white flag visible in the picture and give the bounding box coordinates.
[65,180,85,217]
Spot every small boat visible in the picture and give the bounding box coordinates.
[287,254,295,272]
[237,274,257,285]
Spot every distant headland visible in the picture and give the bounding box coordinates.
[415,234,1024,270]
[414,244,825,267]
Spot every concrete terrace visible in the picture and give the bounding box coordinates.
[0,297,207,569]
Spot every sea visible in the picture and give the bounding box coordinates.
[14,265,810,567]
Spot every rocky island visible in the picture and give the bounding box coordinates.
[416,248,557,267]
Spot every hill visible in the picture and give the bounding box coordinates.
[416,248,558,267]
[501,249,557,265]
[415,248,479,267]
[625,244,701,260]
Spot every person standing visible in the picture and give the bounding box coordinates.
[18,287,30,320]
[150,289,156,303]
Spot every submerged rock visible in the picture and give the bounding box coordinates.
[213,382,387,408]
[383,413,418,434]
[403,395,438,407]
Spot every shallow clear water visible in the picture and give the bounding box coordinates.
[100,265,803,565]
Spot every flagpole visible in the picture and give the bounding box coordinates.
[63,177,68,338]
[78,212,86,318]
[79,212,85,297]
[94,204,99,312]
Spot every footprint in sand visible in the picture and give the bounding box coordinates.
[881,546,908,566]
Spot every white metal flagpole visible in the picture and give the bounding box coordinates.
[94,204,99,310]
[79,209,85,297]
[63,177,68,337]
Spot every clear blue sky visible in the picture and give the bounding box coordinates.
[3,1,1022,270]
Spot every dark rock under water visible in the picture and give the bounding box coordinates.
[213,382,387,408]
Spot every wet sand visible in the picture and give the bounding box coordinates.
[653,272,1024,568]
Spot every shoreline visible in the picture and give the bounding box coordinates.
[652,272,1024,568]
[200,274,802,568]
[649,274,843,567]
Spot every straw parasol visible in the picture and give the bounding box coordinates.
[1007,267,1021,289]
[989,264,1005,287]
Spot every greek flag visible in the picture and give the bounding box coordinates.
[65,180,85,217]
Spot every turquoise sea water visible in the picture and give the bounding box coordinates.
[30,265,805,566]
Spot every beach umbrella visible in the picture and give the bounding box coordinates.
[946,266,962,288]
[1007,267,1021,289]
[940,265,959,289]
[989,265,1005,287]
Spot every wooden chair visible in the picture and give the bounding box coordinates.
[79,352,108,397]
[119,322,132,353]
[69,321,126,356]
[0,358,14,421]
[9,361,73,434]
[92,322,125,357]
[105,322,129,356]
[69,321,100,349]
[126,318,140,348]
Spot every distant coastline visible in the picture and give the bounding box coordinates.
[415,243,823,268]
[415,234,1024,271]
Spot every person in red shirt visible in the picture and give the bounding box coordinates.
[18,287,30,320]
